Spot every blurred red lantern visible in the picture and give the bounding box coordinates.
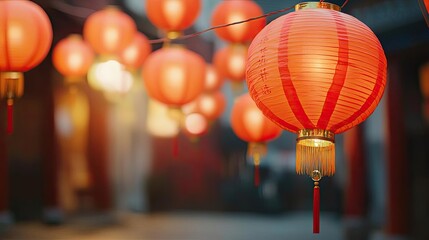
[183,91,226,122]
[183,112,209,140]
[0,0,53,134]
[53,35,95,82]
[214,44,247,83]
[211,0,265,44]
[146,0,201,36]
[246,2,387,233]
[204,65,224,92]
[83,7,136,56]
[142,46,206,107]
[119,32,151,71]
[231,93,282,186]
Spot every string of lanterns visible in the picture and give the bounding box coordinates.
[1,0,388,235]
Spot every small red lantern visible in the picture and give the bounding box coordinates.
[213,44,247,90]
[0,0,53,134]
[183,112,209,140]
[146,0,201,36]
[83,7,136,56]
[53,35,95,82]
[142,46,206,107]
[183,91,226,122]
[211,0,265,44]
[231,93,282,186]
[119,32,151,71]
[204,65,224,92]
[246,2,387,233]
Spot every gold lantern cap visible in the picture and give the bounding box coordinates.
[295,2,341,11]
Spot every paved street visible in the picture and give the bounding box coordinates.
[2,212,341,240]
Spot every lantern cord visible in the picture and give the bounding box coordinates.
[253,153,261,187]
[341,0,350,8]
[6,99,14,135]
[313,181,320,234]
[172,135,179,158]
[148,6,295,44]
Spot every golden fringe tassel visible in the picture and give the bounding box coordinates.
[296,139,335,176]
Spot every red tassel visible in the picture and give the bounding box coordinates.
[254,164,260,187]
[313,185,320,234]
[172,135,179,158]
[7,99,14,135]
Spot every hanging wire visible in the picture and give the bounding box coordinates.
[341,0,349,8]
[148,5,295,44]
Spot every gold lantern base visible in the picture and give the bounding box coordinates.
[296,129,335,177]
[0,72,24,99]
[247,142,267,166]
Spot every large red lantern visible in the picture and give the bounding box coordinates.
[53,35,94,82]
[211,0,265,44]
[142,46,206,107]
[146,0,201,36]
[83,7,136,56]
[119,32,151,71]
[0,0,53,134]
[246,2,387,233]
[231,93,282,186]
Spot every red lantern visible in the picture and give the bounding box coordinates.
[246,2,387,233]
[214,44,247,83]
[231,93,282,186]
[211,0,265,44]
[183,112,209,140]
[53,35,94,82]
[142,46,206,107]
[183,91,226,122]
[0,0,53,134]
[146,0,201,36]
[204,65,224,92]
[83,7,136,56]
[119,32,151,71]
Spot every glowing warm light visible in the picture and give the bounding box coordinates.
[184,113,208,136]
[147,99,180,138]
[183,92,226,121]
[88,60,133,93]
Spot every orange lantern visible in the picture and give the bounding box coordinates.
[183,91,226,122]
[213,44,247,92]
[53,35,95,82]
[142,46,206,107]
[211,0,265,44]
[204,65,224,92]
[119,32,151,71]
[146,0,201,36]
[83,7,136,56]
[231,93,282,186]
[246,2,387,233]
[183,112,209,140]
[0,0,53,134]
